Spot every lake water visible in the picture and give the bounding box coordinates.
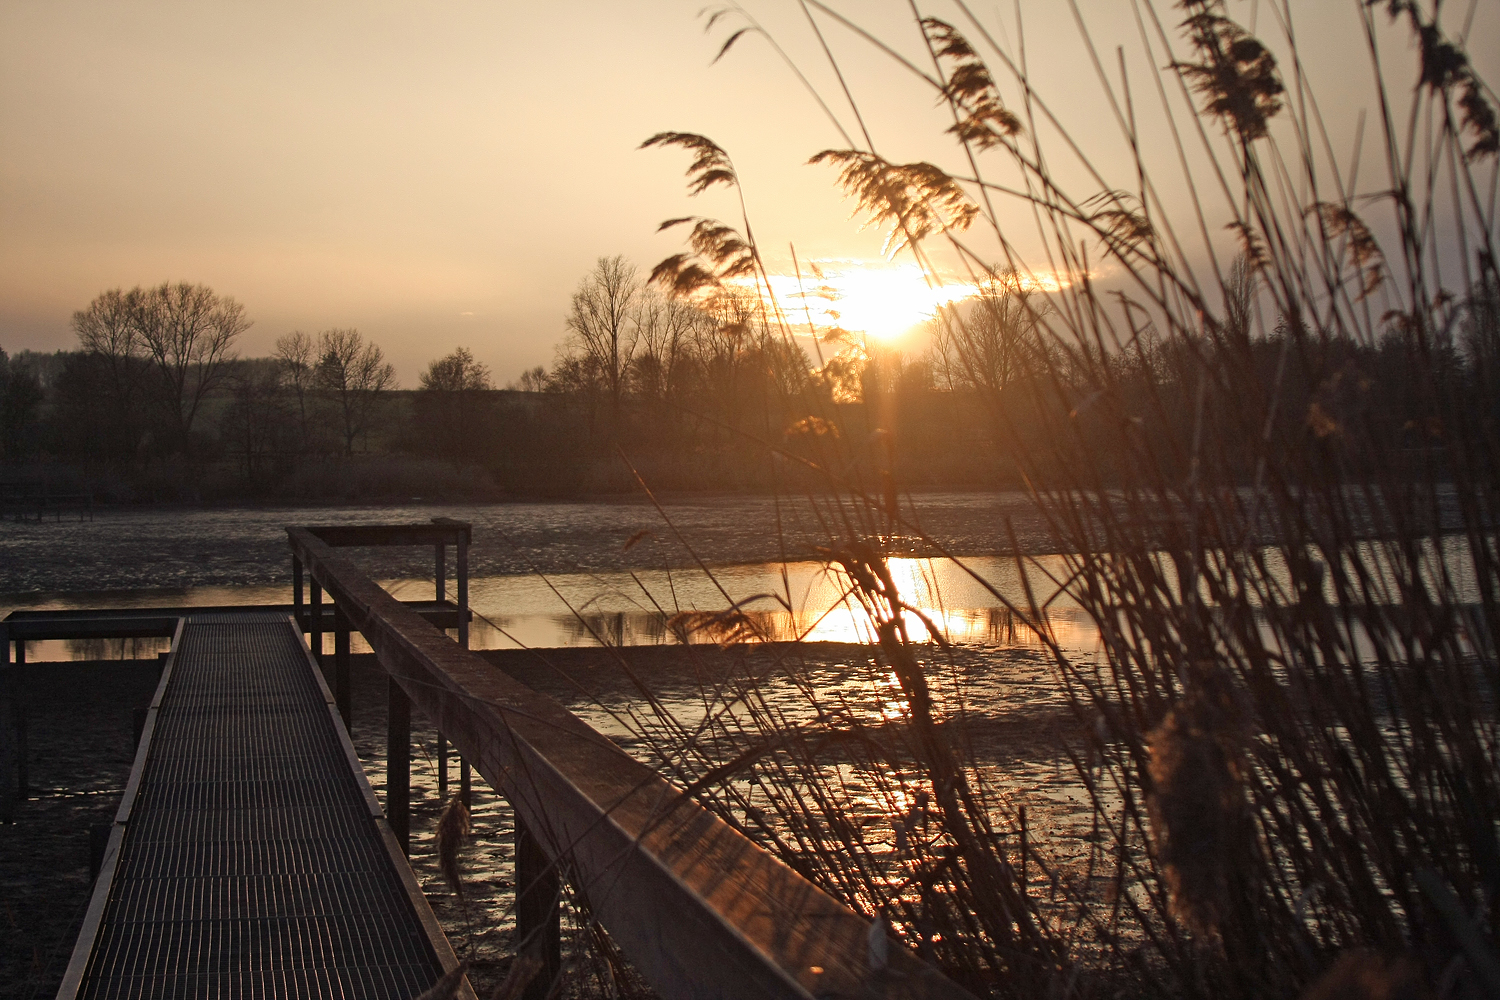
[1,494,1101,661]
[9,493,1470,990]
[1,494,1106,994]
[7,493,1481,662]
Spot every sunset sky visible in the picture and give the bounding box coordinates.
[2,1,1494,383]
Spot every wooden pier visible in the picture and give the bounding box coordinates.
[7,519,972,999]
[57,612,469,999]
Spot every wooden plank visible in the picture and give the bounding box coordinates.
[57,619,183,1000]
[63,613,475,1000]
[334,603,352,728]
[288,615,475,1000]
[288,527,972,1000]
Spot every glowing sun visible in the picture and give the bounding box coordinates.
[762,261,976,342]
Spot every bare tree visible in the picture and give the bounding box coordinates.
[0,348,44,463]
[418,346,492,467]
[315,329,396,455]
[509,366,548,392]
[565,255,640,421]
[695,287,759,428]
[132,282,249,452]
[1222,253,1256,343]
[274,331,316,451]
[72,288,152,456]
[73,288,140,366]
[630,291,705,405]
[220,360,288,484]
[929,268,1043,398]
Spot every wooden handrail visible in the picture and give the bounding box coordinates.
[287,526,972,1000]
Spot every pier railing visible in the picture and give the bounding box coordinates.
[287,524,972,1000]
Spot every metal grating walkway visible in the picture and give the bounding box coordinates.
[60,613,463,1000]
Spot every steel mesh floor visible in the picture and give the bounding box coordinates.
[75,614,448,1000]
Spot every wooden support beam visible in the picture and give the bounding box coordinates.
[387,676,411,855]
[435,544,445,603]
[516,817,562,1000]
[437,733,448,802]
[334,604,352,730]
[310,581,323,665]
[456,534,469,651]
[14,671,26,801]
[293,556,304,624]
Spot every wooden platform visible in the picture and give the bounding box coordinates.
[57,611,470,999]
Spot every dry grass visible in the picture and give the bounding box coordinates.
[595,1,1500,997]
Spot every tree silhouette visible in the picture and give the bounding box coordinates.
[315,329,396,456]
[133,282,249,453]
[274,331,316,453]
[71,283,247,456]
[417,347,492,468]
[565,255,640,424]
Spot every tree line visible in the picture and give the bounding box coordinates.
[4,260,1496,500]
[0,282,420,496]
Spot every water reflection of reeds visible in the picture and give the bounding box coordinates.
[538,604,1061,649]
[64,636,172,661]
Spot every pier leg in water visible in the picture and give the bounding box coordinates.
[333,604,351,729]
[516,817,561,1000]
[0,670,17,821]
[15,696,25,801]
[454,533,470,808]
[8,658,27,801]
[388,677,410,854]
[437,734,448,801]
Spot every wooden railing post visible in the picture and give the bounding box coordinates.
[333,603,352,729]
[4,632,29,802]
[0,650,24,817]
[435,540,448,800]
[292,556,304,628]
[387,677,410,854]
[456,533,469,651]
[309,580,323,665]
[456,529,471,806]
[13,665,27,801]
[516,818,561,1000]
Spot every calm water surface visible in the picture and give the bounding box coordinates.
[1,494,1099,660]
